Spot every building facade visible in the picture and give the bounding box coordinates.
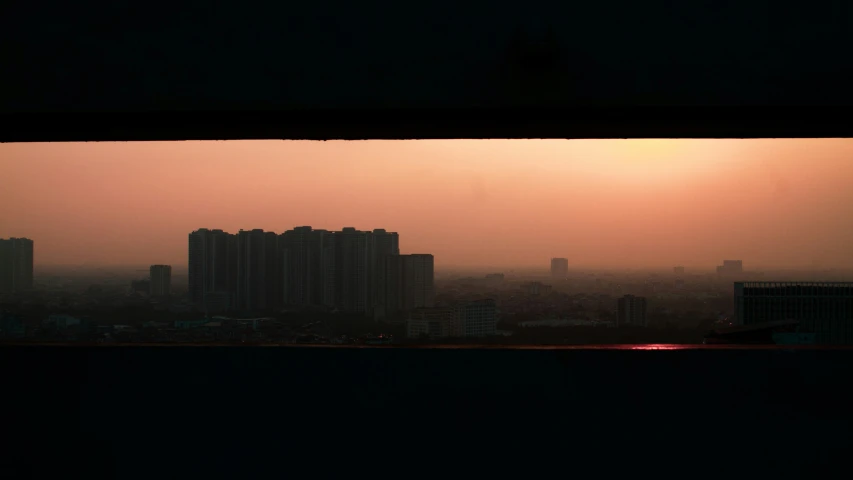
[401,254,435,311]
[524,281,552,296]
[550,257,568,278]
[188,229,236,307]
[279,226,329,307]
[334,227,372,313]
[406,307,455,338]
[406,301,498,339]
[375,254,403,320]
[717,260,743,275]
[371,229,399,306]
[617,295,647,327]
[187,226,432,317]
[149,264,172,297]
[0,237,34,293]
[734,282,853,345]
[455,299,498,337]
[236,229,278,312]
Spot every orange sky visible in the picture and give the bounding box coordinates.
[2,139,853,270]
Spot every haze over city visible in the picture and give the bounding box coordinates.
[3,139,853,270]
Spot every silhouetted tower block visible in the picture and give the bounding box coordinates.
[401,254,435,311]
[617,295,648,327]
[235,229,277,312]
[0,237,33,293]
[188,229,234,307]
[279,226,332,308]
[334,228,372,314]
[149,264,172,297]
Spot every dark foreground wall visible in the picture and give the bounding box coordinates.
[3,346,853,479]
[5,2,853,141]
[5,1,853,112]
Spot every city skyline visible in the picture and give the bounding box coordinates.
[6,232,803,275]
[0,231,844,276]
[3,139,853,269]
[186,226,434,318]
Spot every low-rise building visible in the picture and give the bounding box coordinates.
[406,308,455,338]
[456,299,498,337]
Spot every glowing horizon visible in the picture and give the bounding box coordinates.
[2,139,853,270]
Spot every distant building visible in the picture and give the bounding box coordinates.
[734,282,853,345]
[235,229,278,311]
[279,226,332,308]
[673,266,685,275]
[371,229,400,315]
[188,226,422,318]
[406,301,498,339]
[406,307,455,338]
[334,227,372,314]
[524,282,552,296]
[551,258,569,278]
[375,254,403,320]
[402,254,435,311]
[149,265,172,297]
[455,299,498,337]
[0,237,34,293]
[519,318,612,328]
[617,295,647,327]
[704,319,811,345]
[131,279,151,294]
[188,229,237,308]
[376,253,435,320]
[716,260,743,275]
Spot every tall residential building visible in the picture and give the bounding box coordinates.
[188,229,236,307]
[186,225,421,317]
[149,265,172,297]
[617,295,648,327]
[551,258,569,278]
[279,226,330,307]
[375,254,403,320]
[321,232,337,307]
[371,229,400,314]
[735,282,853,345]
[225,234,239,295]
[0,238,34,293]
[334,228,373,313]
[235,229,278,312]
[673,266,685,275]
[401,254,435,311]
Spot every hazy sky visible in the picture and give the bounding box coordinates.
[2,139,853,270]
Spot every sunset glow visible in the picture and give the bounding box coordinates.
[2,139,853,270]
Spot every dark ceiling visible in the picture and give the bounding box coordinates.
[3,0,852,141]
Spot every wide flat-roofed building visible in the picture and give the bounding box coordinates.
[734,282,853,345]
